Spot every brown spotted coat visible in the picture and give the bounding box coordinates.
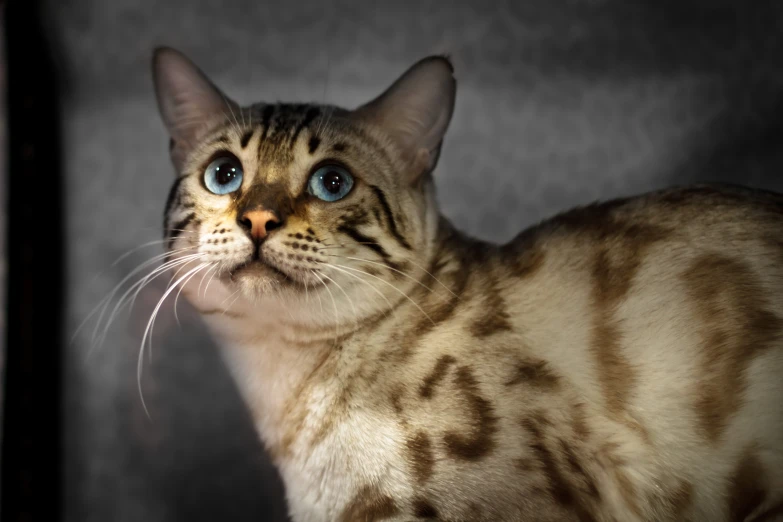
[152,49,783,522]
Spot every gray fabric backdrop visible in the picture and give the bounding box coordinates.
[47,1,783,520]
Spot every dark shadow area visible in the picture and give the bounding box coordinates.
[671,92,783,192]
[483,0,783,194]
[1,0,65,520]
[122,295,290,522]
[507,0,783,78]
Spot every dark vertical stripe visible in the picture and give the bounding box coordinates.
[308,135,321,154]
[369,185,412,250]
[259,105,275,162]
[290,106,320,149]
[167,212,196,245]
[240,129,255,149]
[260,105,275,141]
[163,176,186,231]
[2,2,64,520]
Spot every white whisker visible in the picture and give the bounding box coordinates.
[92,253,205,352]
[222,290,243,316]
[138,262,210,418]
[197,264,218,300]
[126,254,204,320]
[173,262,215,328]
[111,239,179,268]
[324,262,434,325]
[310,270,325,319]
[319,271,358,328]
[203,264,221,298]
[79,247,199,350]
[327,254,446,302]
[220,288,241,308]
[78,244,198,345]
[221,96,243,137]
[318,244,458,299]
[312,270,340,342]
[322,264,392,320]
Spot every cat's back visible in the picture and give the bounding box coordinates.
[497,183,783,521]
[506,183,783,269]
[503,184,783,316]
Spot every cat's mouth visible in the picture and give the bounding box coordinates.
[226,248,311,290]
[220,242,320,292]
[229,258,292,282]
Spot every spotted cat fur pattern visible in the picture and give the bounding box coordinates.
[151,47,783,521]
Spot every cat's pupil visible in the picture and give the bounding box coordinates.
[215,163,237,185]
[323,172,343,194]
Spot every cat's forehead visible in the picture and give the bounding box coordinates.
[188,102,390,191]
[248,103,350,151]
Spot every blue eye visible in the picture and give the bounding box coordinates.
[204,156,243,195]
[308,165,354,202]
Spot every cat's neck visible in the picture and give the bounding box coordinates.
[201,216,487,457]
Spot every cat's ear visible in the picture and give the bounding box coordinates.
[354,56,456,182]
[152,47,238,169]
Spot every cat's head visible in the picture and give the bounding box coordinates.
[152,48,455,322]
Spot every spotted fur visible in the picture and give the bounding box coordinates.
[152,48,783,521]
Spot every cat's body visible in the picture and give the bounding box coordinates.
[150,48,783,521]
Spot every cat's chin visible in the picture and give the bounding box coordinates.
[231,259,287,282]
[226,259,302,297]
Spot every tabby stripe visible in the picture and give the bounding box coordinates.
[163,176,186,228]
[260,105,275,141]
[308,135,321,154]
[337,225,398,269]
[213,133,230,144]
[369,185,412,250]
[240,129,255,149]
[290,107,320,149]
[167,212,196,245]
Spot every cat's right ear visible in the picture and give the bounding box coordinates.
[152,47,238,170]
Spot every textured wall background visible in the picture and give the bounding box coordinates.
[47,0,783,520]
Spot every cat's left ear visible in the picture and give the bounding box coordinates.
[354,56,456,183]
[152,47,239,170]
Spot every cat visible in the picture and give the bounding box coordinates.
[150,47,783,521]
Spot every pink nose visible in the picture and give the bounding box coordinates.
[238,209,281,241]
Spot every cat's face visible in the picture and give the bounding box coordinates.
[153,49,455,323]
